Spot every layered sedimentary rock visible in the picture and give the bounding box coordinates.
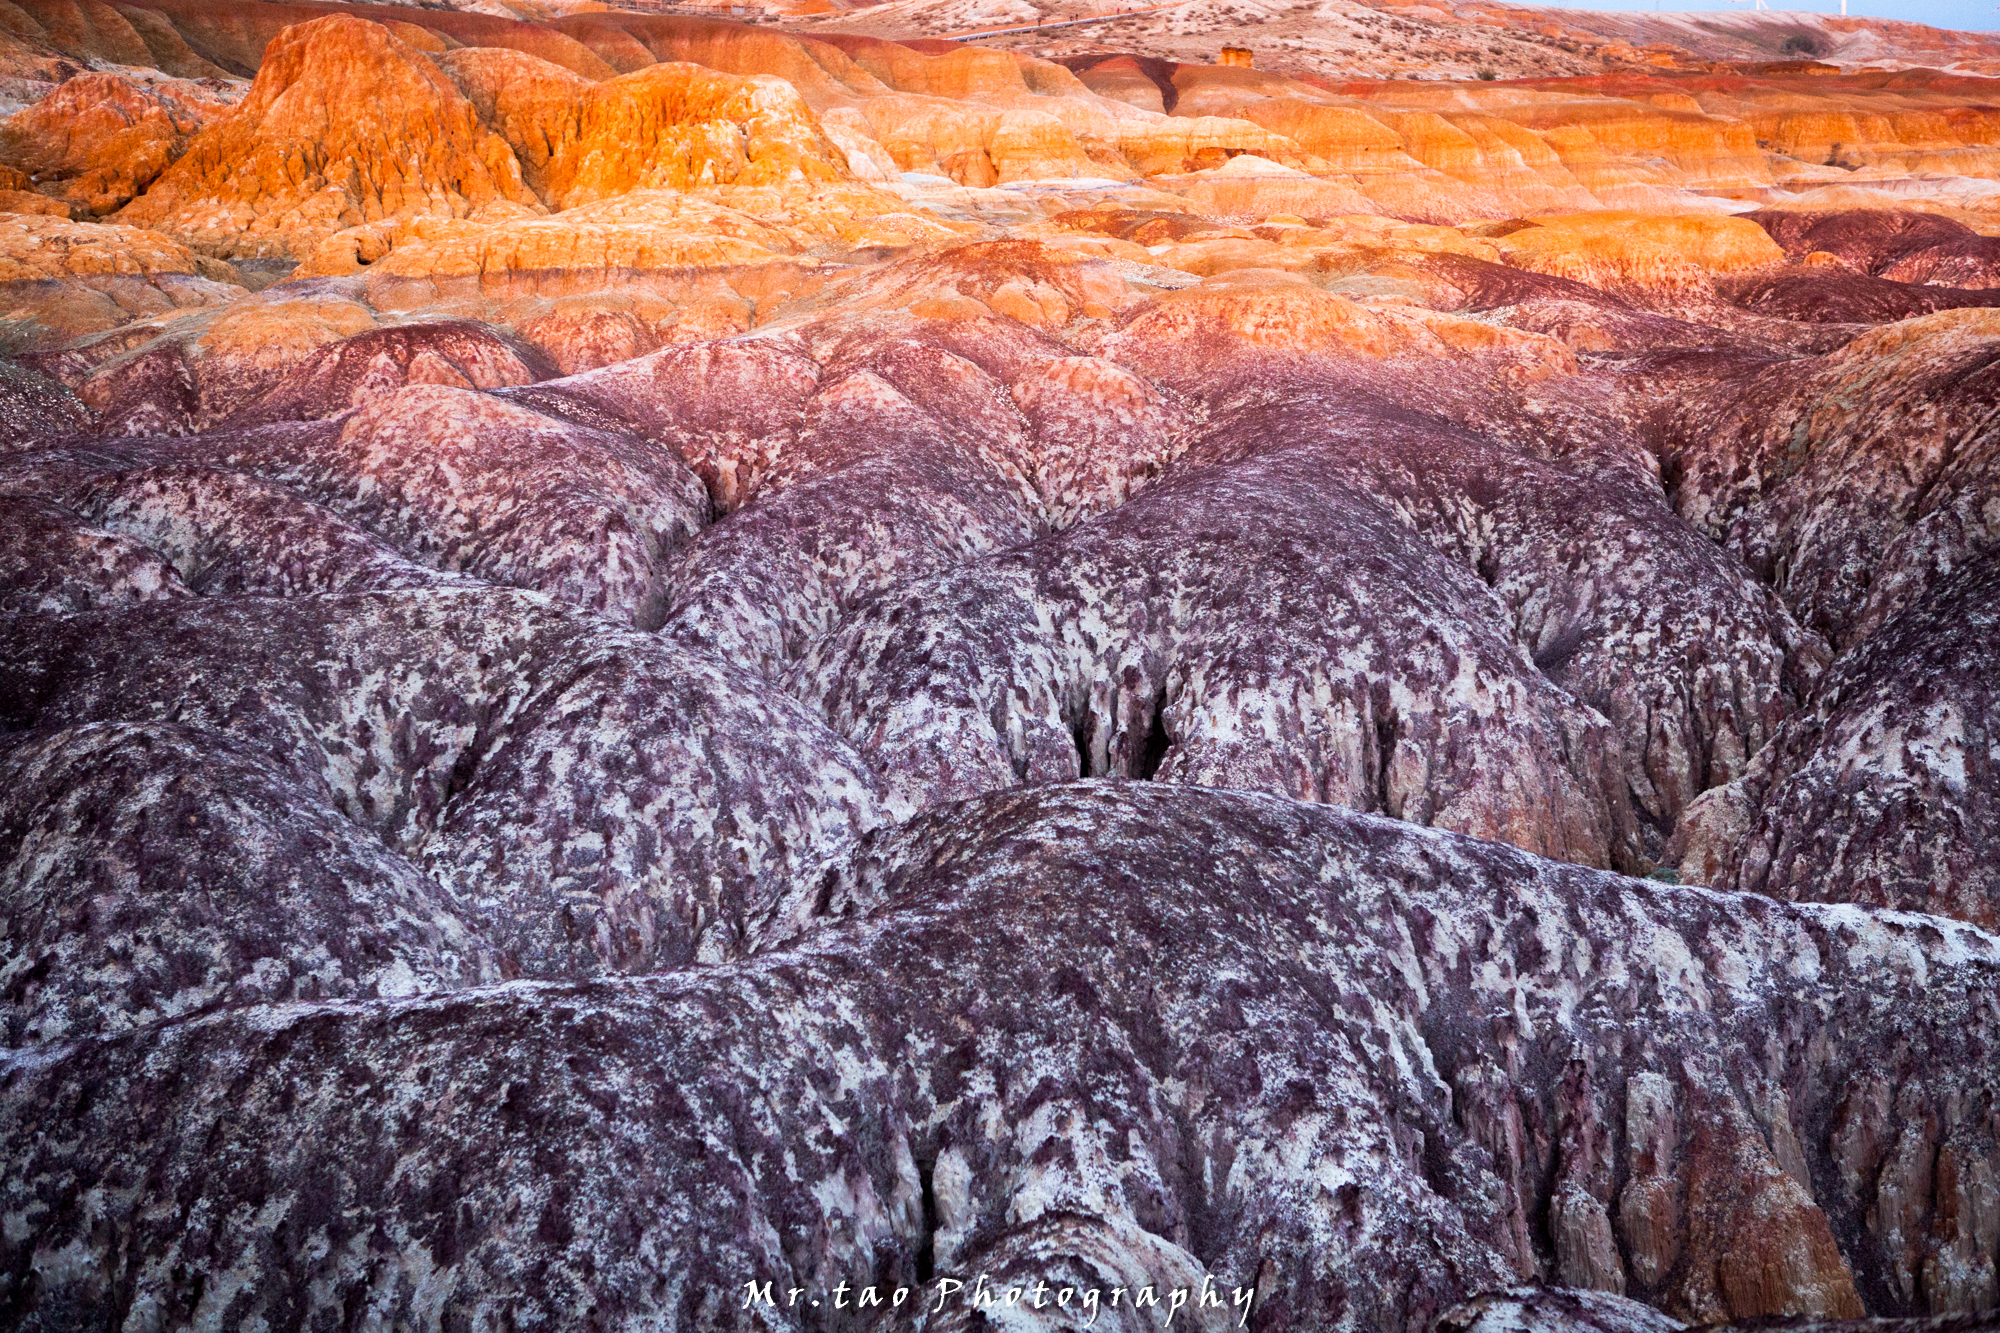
[114,15,542,258]
[5,7,2000,1333]
[65,313,553,435]
[437,47,852,208]
[1717,264,2000,324]
[18,0,2000,287]
[0,211,243,346]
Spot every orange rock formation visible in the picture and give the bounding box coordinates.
[0,72,229,217]
[116,16,539,258]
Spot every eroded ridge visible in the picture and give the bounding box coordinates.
[4,787,1997,1330]
[2,7,2000,1329]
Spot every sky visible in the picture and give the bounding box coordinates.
[1540,0,1998,32]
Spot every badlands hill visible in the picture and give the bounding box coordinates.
[2,1,2000,1330]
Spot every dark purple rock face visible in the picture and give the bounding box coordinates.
[52,317,558,439]
[1716,268,2000,325]
[0,492,192,612]
[1692,546,2000,930]
[3,212,1999,1333]
[1746,209,2000,288]
[2,589,886,984]
[225,319,558,425]
[3,786,1997,1331]
[0,360,89,444]
[1654,310,2000,650]
[0,387,712,626]
[0,718,502,1044]
[1435,1290,2000,1332]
